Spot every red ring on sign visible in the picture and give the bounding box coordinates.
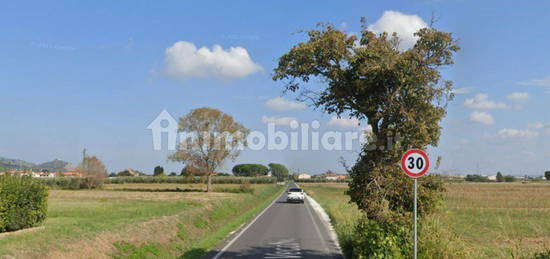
[401,149,430,178]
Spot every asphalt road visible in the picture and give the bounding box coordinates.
[203,182,343,259]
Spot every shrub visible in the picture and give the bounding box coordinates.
[0,175,48,233]
[35,177,82,190]
[534,250,550,259]
[346,217,411,259]
[77,156,108,189]
[503,175,516,182]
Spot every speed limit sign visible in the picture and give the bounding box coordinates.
[401,149,430,178]
[401,149,430,259]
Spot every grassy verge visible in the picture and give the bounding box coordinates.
[302,182,550,258]
[0,183,282,258]
[300,183,361,257]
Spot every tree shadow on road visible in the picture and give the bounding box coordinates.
[180,248,206,259]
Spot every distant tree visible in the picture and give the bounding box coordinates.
[435,156,443,172]
[268,163,289,180]
[169,172,177,176]
[496,172,504,182]
[169,108,249,192]
[180,165,203,177]
[153,166,164,176]
[77,156,107,189]
[232,164,269,177]
[465,174,489,182]
[108,172,117,177]
[216,172,232,176]
[545,171,550,181]
[503,175,516,182]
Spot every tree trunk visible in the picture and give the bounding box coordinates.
[207,173,212,192]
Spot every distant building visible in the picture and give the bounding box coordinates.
[488,175,497,181]
[117,169,140,177]
[324,173,349,181]
[297,173,311,179]
[59,171,82,177]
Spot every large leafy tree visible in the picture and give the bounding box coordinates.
[268,163,289,180]
[273,22,458,222]
[169,107,249,192]
[232,164,269,177]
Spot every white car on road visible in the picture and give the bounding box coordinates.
[286,188,305,203]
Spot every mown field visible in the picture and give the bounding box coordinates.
[301,182,550,259]
[0,183,283,259]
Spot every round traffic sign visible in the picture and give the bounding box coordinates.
[401,149,430,178]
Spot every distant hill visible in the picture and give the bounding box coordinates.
[0,157,35,170]
[35,159,71,172]
[0,157,71,172]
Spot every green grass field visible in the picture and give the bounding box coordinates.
[0,183,282,259]
[301,182,550,259]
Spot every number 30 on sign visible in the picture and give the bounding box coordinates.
[400,149,430,178]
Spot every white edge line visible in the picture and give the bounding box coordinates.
[212,188,285,259]
[297,183,344,256]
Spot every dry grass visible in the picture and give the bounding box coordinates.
[103,183,211,190]
[0,184,282,258]
[302,181,550,258]
[443,182,550,258]
[50,189,235,202]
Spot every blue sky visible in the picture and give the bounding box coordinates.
[1,0,549,175]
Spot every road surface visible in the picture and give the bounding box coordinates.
[203,182,343,259]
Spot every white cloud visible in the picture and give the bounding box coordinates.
[264,97,306,111]
[164,41,262,80]
[498,128,539,138]
[519,76,550,91]
[464,94,509,110]
[470,111,495,125]
[528,121,550,135]
[506,92,529,102]
[367,10,428,50]
[261,116,297,126]
[328,117,361,129]
[452,87,472,95]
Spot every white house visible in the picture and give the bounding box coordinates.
[297,173,311,179]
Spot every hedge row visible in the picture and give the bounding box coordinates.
[0,175,48,233]
[294,178,350,183]
[34,177,107,190]
[105,176,277,184]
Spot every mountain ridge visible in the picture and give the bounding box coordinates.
[0,156,72,172]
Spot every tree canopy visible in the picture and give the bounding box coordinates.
[268,163,289,180]
[273,22,459,222]
[153,166,164,176]
[232,164,269,177]
[169,107,249,191]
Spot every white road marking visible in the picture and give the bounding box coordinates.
[264,238,302,258]
[303,196,330,255]
[213,189,285,259]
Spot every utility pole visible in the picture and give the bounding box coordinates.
[82,148,87,163]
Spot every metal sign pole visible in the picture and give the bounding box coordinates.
[413,178,417,259]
